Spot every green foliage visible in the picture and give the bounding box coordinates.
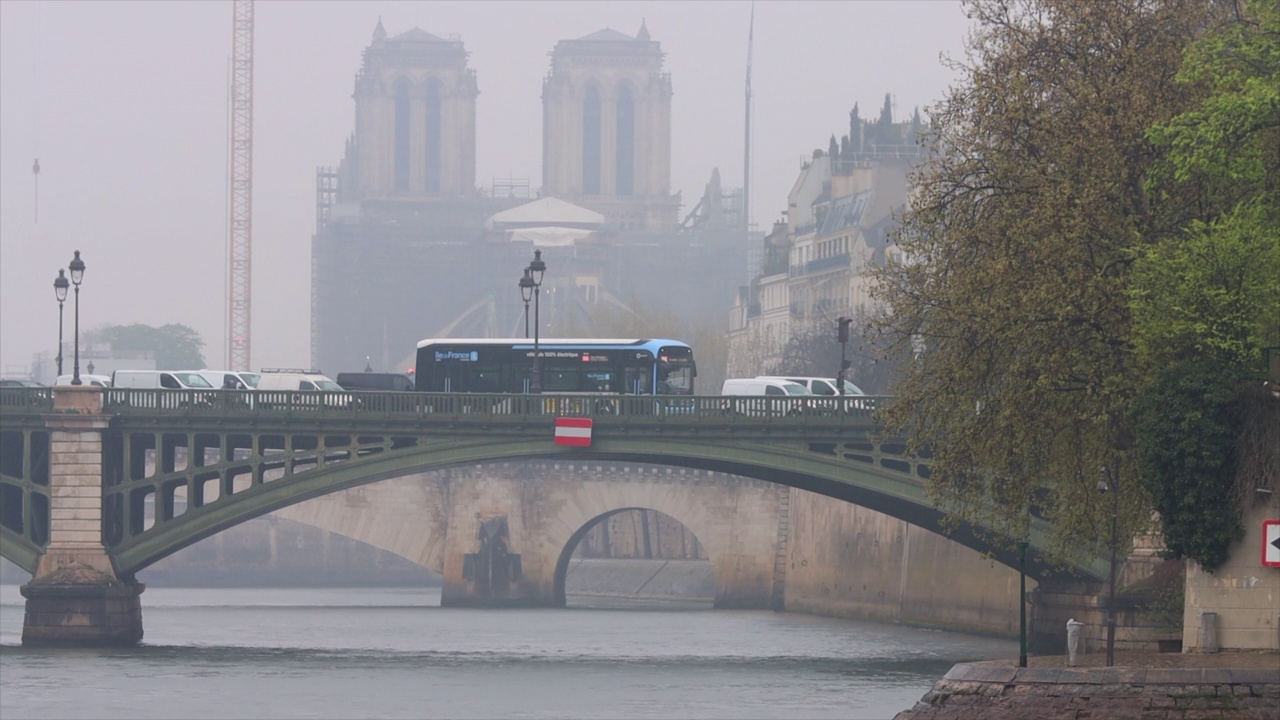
[98,323,205,370]
[1129,0,1280,570]
[1130,359,1248,570]
[1129,200,1280,370]
[1146,0,1280,202]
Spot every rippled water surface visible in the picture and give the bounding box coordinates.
[0,585,1015,719]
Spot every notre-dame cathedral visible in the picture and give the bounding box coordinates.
[311,20,748,374]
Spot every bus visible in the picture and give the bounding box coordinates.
[414,338,696,395]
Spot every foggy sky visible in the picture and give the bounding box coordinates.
[0,0,971,374]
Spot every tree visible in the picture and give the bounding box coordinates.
[1129,0,1280,569]
[870,0,1218,559]
[97,323,206,370]
[765,315,906,395]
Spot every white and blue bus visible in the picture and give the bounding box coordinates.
[413,338,696,395]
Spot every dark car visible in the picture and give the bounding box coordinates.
[0,378,46,388]
[336,372,416,392]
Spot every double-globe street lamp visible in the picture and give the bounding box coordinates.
[68,251,86,385]
[517,249,547,394]
[53,269,69,376]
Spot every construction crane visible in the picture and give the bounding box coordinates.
[227,0,254,370]
[742,1,754,233]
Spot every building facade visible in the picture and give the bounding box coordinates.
[727,102,924,384]
[541,22,680,232]
[310,21,749,377]
[348,20,478,199]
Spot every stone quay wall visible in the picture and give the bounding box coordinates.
[1183,496,1280,652]
[782,486,1029,636]
[894,662,1280,720]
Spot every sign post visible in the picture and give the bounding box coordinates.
[1263,520,1280,568]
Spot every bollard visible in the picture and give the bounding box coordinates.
[1198,611,1219,653]
[1066,619,1084,666]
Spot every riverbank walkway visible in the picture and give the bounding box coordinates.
[895,651,1280,719]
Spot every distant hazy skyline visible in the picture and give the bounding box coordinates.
[0,1,972,374]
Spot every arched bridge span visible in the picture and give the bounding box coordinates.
[0,388,1109,584]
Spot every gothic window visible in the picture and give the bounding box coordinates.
[583,85,601,195]
[394,79,411,192]
[425,79,442,193]
[616,84,634,196]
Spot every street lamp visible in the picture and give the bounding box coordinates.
[53,269,69,376]
[524,245,545,392]
[1097,465,1119,667]
[526,249,546,394]
[519,268,534,339]
[68,250,86,386]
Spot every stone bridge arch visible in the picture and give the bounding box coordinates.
[276,461,781,608]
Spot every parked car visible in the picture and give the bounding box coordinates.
[112,370,215,390]
[191,370,260,390]
[0,378,46,388]
[755,376,864,396]
[720,378,812,416]
[256,368,352,409]
[55,373,113,387]
[756,375,869,414]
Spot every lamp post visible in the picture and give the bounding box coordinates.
[53,269,69,376]
[1097,465,1119,667]
[68,251,86,386]
[527,249,546,394]
[836,317,851,396]
[1017,539,1029,667]
[519,268,534,339]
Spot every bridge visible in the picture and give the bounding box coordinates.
[0,386,1109,646]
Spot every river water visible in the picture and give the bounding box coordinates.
[0,583,1015,719]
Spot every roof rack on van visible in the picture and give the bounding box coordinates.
[260,368,322,374]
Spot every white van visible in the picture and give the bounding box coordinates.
[55,373,112,387]
[255,368,350,409]
[112,370,215,390]
[192,370,260,390]
[755,376,870,414]
[720,378,812,416]
[756,376,864,397]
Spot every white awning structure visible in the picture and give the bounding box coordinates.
[485,196,605,230]
[506,227,595,246]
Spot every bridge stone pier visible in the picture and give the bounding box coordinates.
[19,387,143,647]
[275,463,782,608]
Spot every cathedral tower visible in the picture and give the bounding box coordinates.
[541,21,678,231]
[348,20,478,198]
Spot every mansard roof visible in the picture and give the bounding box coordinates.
[818,190,871,237]
[389,28,447,43]
[575,27,640,42]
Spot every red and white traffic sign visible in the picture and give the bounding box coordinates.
[554,417,593,447]
[1264,520,1280,568]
